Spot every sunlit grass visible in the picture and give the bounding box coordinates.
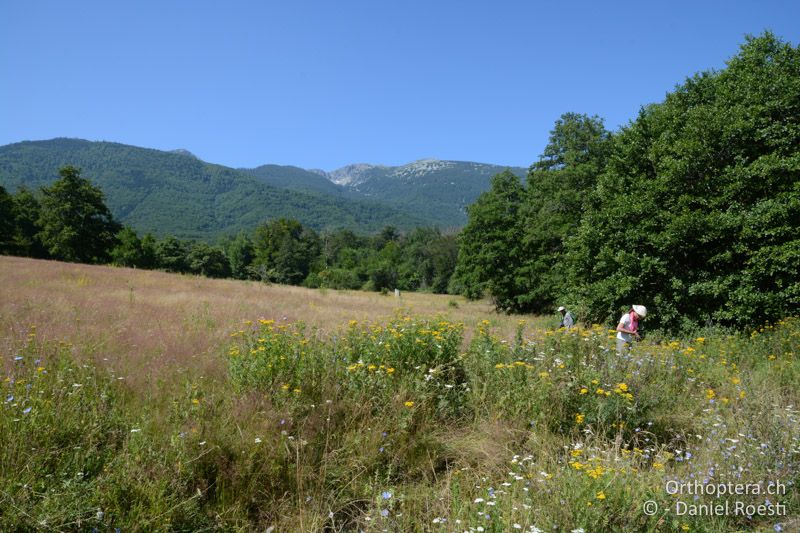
[1,257,798,531]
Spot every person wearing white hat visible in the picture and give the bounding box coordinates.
[616,305,647,353]
[558,306,575,329]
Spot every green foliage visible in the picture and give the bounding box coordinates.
[252,218,321,284]
[155,235,189,273]
[395,227,458,293]
[110,226,152,268]
[564,32,800,331]
[221,231,255,280]
[518,113,611,312]
[453,170,526,306]
[3,312,800,530]
[0,185,14,254]
[37,166,121,264]
[186,242,231,278]
[0,139,431,240]
[10,187,48,258]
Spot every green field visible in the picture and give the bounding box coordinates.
[1,257,798,531]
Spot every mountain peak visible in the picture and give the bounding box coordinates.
[327,163,386,186]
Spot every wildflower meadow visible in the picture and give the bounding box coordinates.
[1,258,799,531]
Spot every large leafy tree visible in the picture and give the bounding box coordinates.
[452,170,526,308]
[252,218,320,284]
[110,226,157,269]
[518,113,611,312]
[564,33,800,331]
[12,188,48,258]
[155,236,190,273]
[0,185,15,254]
[187,242,231,278]
[222,232,255,280]
[37,166,121,263]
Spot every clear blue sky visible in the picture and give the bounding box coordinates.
[2,1,798,170]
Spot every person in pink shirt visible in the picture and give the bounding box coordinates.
[616,305,647,353]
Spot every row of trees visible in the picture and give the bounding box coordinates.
[0,166,459,293]
[454,33,799,332]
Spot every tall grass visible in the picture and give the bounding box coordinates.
[2,310,798,531]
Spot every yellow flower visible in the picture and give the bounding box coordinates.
[538,371,549,378]
[596,491,606,500]
[653,462,664,470]
[575,413,585,424]
[587,466,605,479]
[706,389,716,400]
[404,401,414,408]
[570,449,583,457]
[192,399,200,405]
[579,387,588,394]
[681,525,690,531]
[616,383,628,392]
[281,384,290,391]
[731,376,741,385]
[495,363,505,369]
[386,367,395,374]
[596,388,605,395]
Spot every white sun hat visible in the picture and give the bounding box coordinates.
[558,306,566,312]
[632,305,647,318]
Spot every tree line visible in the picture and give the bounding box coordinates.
[453,33,799,332]
[0,166,458,293]
[2,33,796,333]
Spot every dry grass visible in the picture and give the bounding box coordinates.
[0,256,544,388]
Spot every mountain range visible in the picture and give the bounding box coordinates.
[0,138,527,240]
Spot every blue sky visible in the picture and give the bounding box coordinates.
[2,1,798,170]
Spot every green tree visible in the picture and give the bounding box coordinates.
[12,188,48,258]
[518,113,611,312]
[155,236,189,273]
[223,232,255,280]
[368,240,401,291]
[564,32,800,331]
[187,243,232,278]
[0,185,15,254]
[452,170,526,307]
[110,226,146,267]
[37,166,120,263]
[252,218,321,284]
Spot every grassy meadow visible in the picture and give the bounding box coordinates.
[1,256,798,532]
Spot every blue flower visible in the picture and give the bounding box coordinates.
[23,407,32,414]
[381,491,392,500]
[380,509,389,517]
[5,395,12,403]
